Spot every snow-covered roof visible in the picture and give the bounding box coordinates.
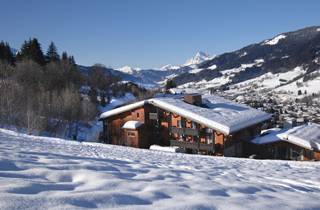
[100,94,271,135]
[149,145,181,153]
[122,121,144,130]
[252,123,320,151]
[251,128,283,145]
[100,101,145,119]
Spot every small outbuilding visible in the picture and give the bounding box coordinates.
[121,121,144,148]
[251,123,320,160]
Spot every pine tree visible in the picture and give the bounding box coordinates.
[89,88,98,104]
[61,52,68,61]
[61,51,76,65]
[46,42,60,63]
[0,41,14,65]
[68,55,76,65]
[165,79,176,90]
[100,92,107,107]
[17,38,46,65]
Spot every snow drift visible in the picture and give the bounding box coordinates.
[0,129,320,210]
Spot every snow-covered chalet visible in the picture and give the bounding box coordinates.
[99,94,271,157]
[252,123,320,160]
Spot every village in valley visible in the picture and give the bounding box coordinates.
[217,88,320,128]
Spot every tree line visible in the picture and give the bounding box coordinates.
[0,38,134,139]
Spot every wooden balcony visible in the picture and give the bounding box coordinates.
[170,127,199,136]
[170,140,215,152]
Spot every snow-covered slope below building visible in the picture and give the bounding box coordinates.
[0,129,320,210]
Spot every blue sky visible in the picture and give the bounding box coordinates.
[1,0,320,68]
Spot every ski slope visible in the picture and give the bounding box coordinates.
[0,129,320,210]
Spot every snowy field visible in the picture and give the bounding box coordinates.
[0,129,320,210]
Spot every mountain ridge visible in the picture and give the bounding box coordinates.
[172,26,320,90]
[79,26,320,93]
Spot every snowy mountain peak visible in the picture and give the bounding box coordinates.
[184,51,211,66]
[116,65,141,74]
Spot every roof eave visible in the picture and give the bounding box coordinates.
[228,114,272,134]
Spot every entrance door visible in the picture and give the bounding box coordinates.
[124,130,139,147]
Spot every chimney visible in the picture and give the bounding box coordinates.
[183,93,202,106]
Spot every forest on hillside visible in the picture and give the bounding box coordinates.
[0,39,151,139]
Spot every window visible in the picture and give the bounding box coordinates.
[290,148,303,160]
[137,112,140,118]
[192,121,197,129]
[203,128,214,144]
[305,150,314,160]
[181,118,186,128]
[205,128,213,134]
[127,132,135,137]
[206,134,213,144]
[177,120,182,128]
[193,136,199,143]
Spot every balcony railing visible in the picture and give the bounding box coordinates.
[170,140,215,152]
[170,127,199,136]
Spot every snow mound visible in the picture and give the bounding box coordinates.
[263,34,286,45]
[0,129,320,209]
[149,145,181,153]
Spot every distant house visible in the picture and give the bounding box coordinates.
[99,94,271,157]
[251,123,320,160]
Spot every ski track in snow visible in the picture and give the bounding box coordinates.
[0,129,320,210]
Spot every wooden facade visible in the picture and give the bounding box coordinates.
[100,103,263,157]
[254,141,320,161]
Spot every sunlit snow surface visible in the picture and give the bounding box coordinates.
[0,129,320,210]
[263,34,286,45]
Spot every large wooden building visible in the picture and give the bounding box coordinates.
[99,94,271,157]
